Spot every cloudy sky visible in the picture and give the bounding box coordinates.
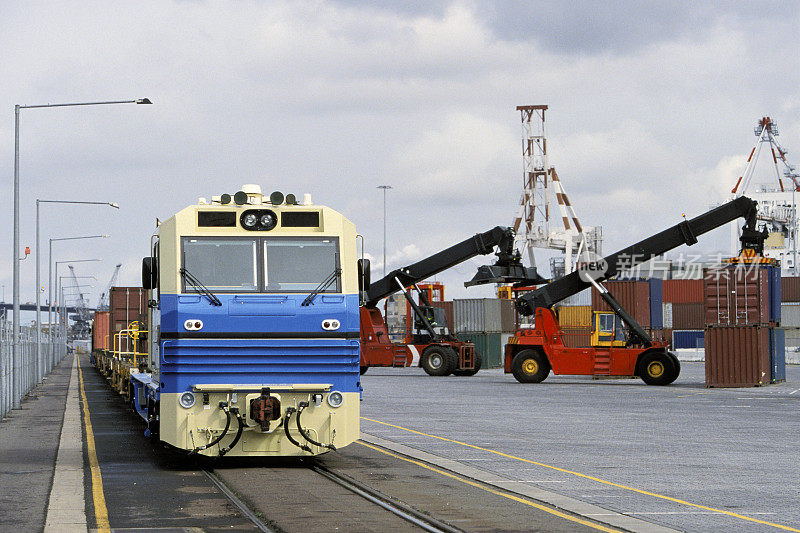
[2,1,799,316]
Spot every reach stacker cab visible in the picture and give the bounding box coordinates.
[359,226,545,376]
[497,195,767,386]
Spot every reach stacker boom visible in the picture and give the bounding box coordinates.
[497,196,766,385]
[360,226,544,376]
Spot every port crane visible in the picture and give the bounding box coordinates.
[360,226,545,376]
[68,265,92,339]
[495,196,766,385]
[96,263,122,312]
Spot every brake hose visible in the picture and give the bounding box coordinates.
[189,402,231,455]
[296,402,336,451]
[218,407,244,457]
[283,408,312,453]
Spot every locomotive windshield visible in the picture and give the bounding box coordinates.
[182,238,259,291]
[181,236,340,293]
[264,238,339,292]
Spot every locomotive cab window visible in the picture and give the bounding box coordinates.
[182,238,258,292]
[264,238,340,292]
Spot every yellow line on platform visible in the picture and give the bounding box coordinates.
[357,441,621,532]
[78,357,110,532]
[361,417,800,532]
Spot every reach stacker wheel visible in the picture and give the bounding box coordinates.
[511,349,551,383]
[421,346,458,376]
[639,351,678,386]
[453,352,483,376]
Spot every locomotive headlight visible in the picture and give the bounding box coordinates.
[179,391,196,409]
[327,391,344,408]
[260,213,275,227]
[243,213,258,227]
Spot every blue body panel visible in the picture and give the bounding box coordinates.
[157,292,361,395]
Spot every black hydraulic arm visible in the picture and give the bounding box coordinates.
[516,196,762,316]
[365,226,543,308]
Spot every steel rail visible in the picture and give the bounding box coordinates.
[310,462,462,533]
[202,469,279,533]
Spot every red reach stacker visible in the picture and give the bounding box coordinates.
[359,226,544,376]
[499,195,767,385]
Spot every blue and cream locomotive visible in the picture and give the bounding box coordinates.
[132,185,362,456]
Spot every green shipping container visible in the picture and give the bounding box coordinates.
[455,332,511,369]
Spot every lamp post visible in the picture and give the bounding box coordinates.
[52,259,101,368]
[12,97,150,408]
[38,204,115,383]
[377,185,392,277]
[46,234,110,379]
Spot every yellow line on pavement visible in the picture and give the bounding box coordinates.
[361,417,800,532]
[78,357,110,532]
[356,441,621,532]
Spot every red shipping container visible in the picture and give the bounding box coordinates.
[591,280,651,328]
[92,311,111,352]
[109,287,148,353]
[705,326,770,387]
[671,303,705,329]
[704,267,769,326]
[663,279,704,303]
[781,276,800,302]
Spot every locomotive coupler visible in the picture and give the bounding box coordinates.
[249,387,281,431]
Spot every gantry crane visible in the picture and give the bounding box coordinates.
[68,265,92,339]
[96,263,122,312]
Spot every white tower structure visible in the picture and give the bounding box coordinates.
[730,116,800,272]
[511,105,602,277]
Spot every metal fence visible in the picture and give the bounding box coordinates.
[0,317,68,419]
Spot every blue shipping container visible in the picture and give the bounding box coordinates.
[649,278,663,329]
[769,327,786,383]
[672,330,704,349]
[769,266,781,324]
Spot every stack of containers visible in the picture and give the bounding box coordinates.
[590,280,651,328]
[384,294,407,342]
[552,288,591,348]
[703,263,782,387]
[453,298,517,368]
[663,279,705,349]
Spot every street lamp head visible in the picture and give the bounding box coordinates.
[108,202,120,209]
[101,234,111,238]
[135,98,153,105]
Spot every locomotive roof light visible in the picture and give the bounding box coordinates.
[270,191,284,205]
[179,391,196,409]
[233,191,248,205]
[327,391,344,408]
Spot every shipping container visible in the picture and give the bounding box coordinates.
[454,332,506,368]
[672,330,704,349]
[663,279,704,303]
[453,298,511,333]
[560,289,591,306]
[785,327,800,346]
[555,305,592,327]
[92,311,111,353]
[109,287,148,354]
[672,303,705,329]
[781,303,800,328]
[770,328,786,383]
[663,303,673,329]
[704,266,770,326]
[705,326,771,387]
[781,276,800,302]
[591,280,651,328]
[649,278,664,329]
[560,326,592,348]
[768,266,781,323]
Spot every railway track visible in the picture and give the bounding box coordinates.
[204,460,462,533]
